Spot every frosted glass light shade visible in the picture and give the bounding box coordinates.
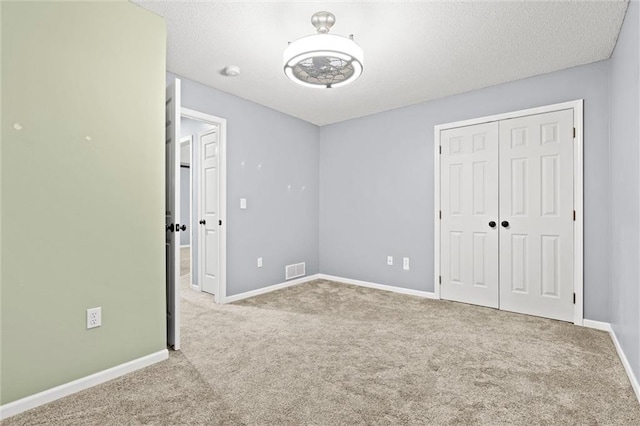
[283,34,363,89]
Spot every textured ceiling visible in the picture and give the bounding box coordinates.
[134,0,628,126]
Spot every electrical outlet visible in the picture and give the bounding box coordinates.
[387,256,393,266]
[87,307,102,329]
[257,257,263,268]
[403,257,410,270]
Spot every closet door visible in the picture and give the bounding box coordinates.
[499,109,574,322]
[440,122,499,308]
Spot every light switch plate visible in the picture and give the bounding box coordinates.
[257,257,263,268]
[240,198,247,209]
[387,256,393,266]
[403,257,410,270]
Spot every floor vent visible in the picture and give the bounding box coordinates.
[285,262,306,280]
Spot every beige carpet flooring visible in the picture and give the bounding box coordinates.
[180,246,190,277]
[5,275,640,425]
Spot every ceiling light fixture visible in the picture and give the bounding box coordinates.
[283,11,363,89]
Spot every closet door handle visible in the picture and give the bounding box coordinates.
[179,224,186,231]
[489,221,496,228]
[166,223,175,232]
[199,220,206,225]
[501,221,510,228]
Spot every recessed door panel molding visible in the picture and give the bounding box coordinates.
[205,230,218,279]
[450,136,463,154]
[440,122,499,309]
[541,155,560,216]
[541,235,560,297]
[449,164,463,215]
[510,127,527,148]
[511,158,528,216]
[541,123,559,145]
[472,161,487,215]
[205,167,218,214]
[449,231,462,284]
[472,232,487,287]
[510,234,528,294]
[435,100,583,325]
[472,133,486,152]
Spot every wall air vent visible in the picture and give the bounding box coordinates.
[285,262,306,280]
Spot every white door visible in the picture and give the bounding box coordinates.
[165,79,181,349]
[499,109,574,321]
[198,128,220,299]
[440,122,500,308]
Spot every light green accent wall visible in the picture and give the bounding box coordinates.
[1,1,166,404]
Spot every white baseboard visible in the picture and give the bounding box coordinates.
[583,320,640,403]
[180,244,191,248]
[224,274,321,303]
[609,325,640,403]
[318,274,438,299]
[0,349,169,420]
[582,319,611,332]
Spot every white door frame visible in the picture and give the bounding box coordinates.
[181,107,227,304]
[433,99,584,325]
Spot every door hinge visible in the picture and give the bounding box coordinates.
[439,210,442,220]
[439,275,442,285]
[439,145,442,154]
[219,219,222,226]
[573,127,576,139]
[573,293,576,304]
[573,210,576,221]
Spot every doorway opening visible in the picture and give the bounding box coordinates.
[166,78,228,350]
[180,108,227,303]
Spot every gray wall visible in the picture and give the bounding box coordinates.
[609,0,640,379]
[170,73,320,296]
[319,60,611,322]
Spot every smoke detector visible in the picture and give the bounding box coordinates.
[222,65,241,77]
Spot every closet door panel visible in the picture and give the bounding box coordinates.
[440,122,499,308]
[498,109,574,322]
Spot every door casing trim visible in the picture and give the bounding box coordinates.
[433,99,584,325]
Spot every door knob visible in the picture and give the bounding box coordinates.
[489,221,496,228]
[199,220,206,225]
[501,221,510,228]
[179,224,187,231]
[166,223,175,232]
[175,223,181,232]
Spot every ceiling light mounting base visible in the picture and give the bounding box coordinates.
[311,11,335,34]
